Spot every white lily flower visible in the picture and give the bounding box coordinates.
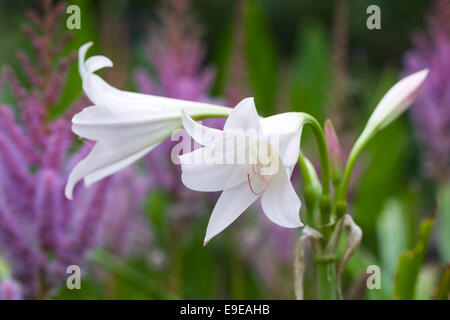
[65,42,232,199]
[179,98,305,244]
[361,69,429,140]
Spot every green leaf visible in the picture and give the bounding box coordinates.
[89,248,178,299]
[181,223,215,299]
[376,199,408,285]
[290,22,330,123]
[145,189,171,246]
[437,183,450,262]
[393,217,435,300]
[0,255,11,279]
[337,244,389,300]
[245,0,279,115]
[415,265,440,300]
[433,264,450,300]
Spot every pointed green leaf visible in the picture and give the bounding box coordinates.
[433,264,450,300]
[290,22,330,122]
[393,217,435,300]
[245,0,279,115]
[437,183,450,262]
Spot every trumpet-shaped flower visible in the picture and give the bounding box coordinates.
[179,98,305,244]
[65,43,232,199]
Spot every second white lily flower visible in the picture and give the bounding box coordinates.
[179,98,305,244]
[65,43,231,199]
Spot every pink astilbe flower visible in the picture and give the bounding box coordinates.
[99,168,152,257]
[0,279,23,300]
[0,0,150,298]
[135,0,223,226]
[135,0,215,102]
[404,0,450,182]
[225,0,250,107]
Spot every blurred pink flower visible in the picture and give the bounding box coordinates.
[404,0,450,182]
[0,0,150,298]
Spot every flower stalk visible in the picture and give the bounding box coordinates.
[302,114,333,238]
[317,260,338,300]
[297,114,338,299]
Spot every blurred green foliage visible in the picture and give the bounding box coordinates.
[394,218,434,299]
[291,22,330,122]
[437,184,450,262]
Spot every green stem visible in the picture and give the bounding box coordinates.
[336,134,368,218]
[303,115,331,196]
[228,231,245,299]
[169,223,183,296]
[331,180,341,221]
[302,115,332,233]
[317,260,338,300]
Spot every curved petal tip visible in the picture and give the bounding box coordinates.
[79,42,94,79]
[64,177,75,200]
[78,42,114,79]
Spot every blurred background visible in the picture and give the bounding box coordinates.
[0,0,448,299]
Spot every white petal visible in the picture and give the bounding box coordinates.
[72,105,181,141]
[84,142,156,187]
[260,112,305,136]
[181,111,224,146]
[260,112,304,168]
[179,132,254,191]
[269,129,302,169]
[366,69,429,132]
[82,72,231,117]
[65,136,161,200]
[224,97,261,131]
[280,129,302,168]
[261,166,303,228]
[84,55,113,74]
[180,151,250,192]
[78,42,94,79]
[79,43,231,116]
[204,180,261,245]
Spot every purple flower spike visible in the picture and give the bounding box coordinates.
[135,0,225,228]
[42,120,72,171]
[0,0,151,298]
[34,170,61,251]
[404,0,450,182]
[0,279,23,300]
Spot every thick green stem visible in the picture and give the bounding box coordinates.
[336,135,368,218]
[303,115,332,234]
[317,260,338,300]
[303,115,331,196]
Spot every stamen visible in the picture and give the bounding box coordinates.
[247,173,271,195]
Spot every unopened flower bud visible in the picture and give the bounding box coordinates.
[324,119,342,185]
